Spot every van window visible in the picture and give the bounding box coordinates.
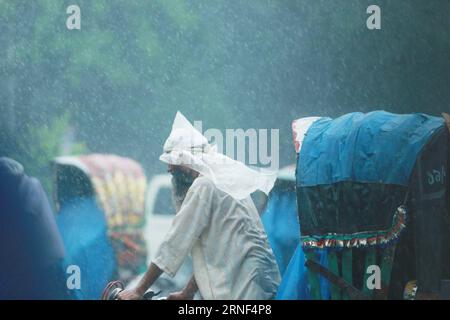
[153,187,175,215]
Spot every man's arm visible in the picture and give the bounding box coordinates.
[117,263,163,300]
[119,179,211,300]
[167,276,198,300]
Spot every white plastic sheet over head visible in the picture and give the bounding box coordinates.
[160,112,277,200]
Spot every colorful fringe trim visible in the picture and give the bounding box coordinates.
[301,205,407,249]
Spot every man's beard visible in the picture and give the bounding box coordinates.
[171,174,194,212]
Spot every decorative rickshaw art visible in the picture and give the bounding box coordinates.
[282,110,450,300]
[53,154,148,298]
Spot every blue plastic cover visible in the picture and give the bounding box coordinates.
[261,188,299,275]
[275,245,309,299]
[57,196,116,299]
[276,246,330,300]
[264,186,330,300]
[298,111,444,186]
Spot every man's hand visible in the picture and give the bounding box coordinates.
[167,275,197,300]
[117,288,143,300]
[167,290,194,300]
[116,263,164,300]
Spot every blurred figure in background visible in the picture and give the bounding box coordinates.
[55,164,116,300]
[0,157,71,299]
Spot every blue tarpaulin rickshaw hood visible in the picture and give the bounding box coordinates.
[298,111,445,187]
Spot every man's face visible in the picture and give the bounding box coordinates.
[168,165,198,211]
[167,164,198,184]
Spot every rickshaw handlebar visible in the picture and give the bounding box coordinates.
[101,280,164,300]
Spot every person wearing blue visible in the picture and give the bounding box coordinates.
[57,196,116,299]
[55,165,116,300]
[0,157,71,299]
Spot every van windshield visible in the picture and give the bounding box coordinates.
[154,187,175,216]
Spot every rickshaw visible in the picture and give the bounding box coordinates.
[53,154,148,299]
[279,111,450,300]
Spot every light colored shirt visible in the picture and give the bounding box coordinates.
[153,176,281,300]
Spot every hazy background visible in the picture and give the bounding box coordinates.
[1,0,449,192]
